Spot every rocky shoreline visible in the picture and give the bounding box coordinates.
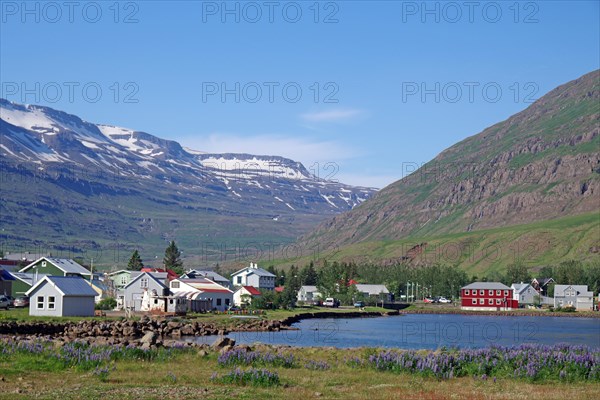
[0,310,397,348]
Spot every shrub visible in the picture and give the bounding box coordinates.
[212,368,280,387]
[95,298,117,310]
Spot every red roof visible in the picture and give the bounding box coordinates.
[141,267,178,280]
[243,286,261,296]
[199,288,233,294]
[348,279,359,286]
[274,286,285,293]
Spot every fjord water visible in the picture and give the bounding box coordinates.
[190,314,600,349]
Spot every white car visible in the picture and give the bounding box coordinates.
[0,296,10,310]
[438,297,452,304]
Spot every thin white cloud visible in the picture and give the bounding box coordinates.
[180,132,393,188]
[300,108,365,123]
[180,132,357,165]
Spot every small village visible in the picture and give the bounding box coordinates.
[1,253,598,318]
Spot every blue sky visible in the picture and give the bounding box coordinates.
[1,1,599,188]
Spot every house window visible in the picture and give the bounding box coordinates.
[496,299,501,305]
[217,298,222,306]
[41,261,47,267]
[479,299,484,305]
[154,299,159,304]
[172,281,180,289]
[504,290,508,297]
[479,290,484,295]
[141,278,148,288]
[465,289,470,295]
[472,299,477,305]
[169,299,173,304]
[48,296,55,310]
[237,276,242,284]
[488,299,493,305]
[120,276,128,285]
[496,290,501,296]
[225,299,230,305]
[488,290,493,296]
[37,296,44,309]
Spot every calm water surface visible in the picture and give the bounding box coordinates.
[187,314,600,349]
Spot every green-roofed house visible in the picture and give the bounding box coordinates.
[19,257,92,280]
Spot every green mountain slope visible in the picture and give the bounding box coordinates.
[298,70,600,259]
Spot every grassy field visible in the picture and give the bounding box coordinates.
[0,342,599,400]
[268,213,600,275]
[0,306,390,326]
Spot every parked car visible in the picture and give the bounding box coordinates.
[323,298,340,308]
[0,296,10,310]
[423,297,435,303]
[13,296,30,308]
[5,296,15,307]
[354,301,365,308]
[438,297,452,304]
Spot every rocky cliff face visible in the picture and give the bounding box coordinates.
[301,70,600,250]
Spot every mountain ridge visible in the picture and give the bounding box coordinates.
[0,99,375,266]
[297,70,600,256]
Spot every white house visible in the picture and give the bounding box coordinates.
[26,276,97,317]
[123,272,168,312]
[511,283,538,305]
[354,284,392,302]
[297,285,322,303]
[231,263,276,290]
[554,284,594,311]
[233,286,262,307]
[140,288,187,314]
[182,269,231,288]
[169,278,233,311]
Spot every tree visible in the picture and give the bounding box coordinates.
[163,241,183,275]
[505,262,531,285]
[300,262,318,285]
[127,250,144,270]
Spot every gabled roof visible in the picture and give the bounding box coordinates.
[462,282,511,290]
[532,277,555,286]
[511,283,533,294]
[274,286,285,293]
[554,284,593,297]
[20,257,92,276]
[0,269,15,281]
[355,284,390,295]
[124,272,167,290]
[26,276,97,297]
[231,264,276,278]
[9,272,48,286]
[185,269,230,282]
[198,288,233,294]
[107,269,132,276]
[241,286,261,296]
[172,278,233,293]
[299,285,319,293]
[131,271,168,281]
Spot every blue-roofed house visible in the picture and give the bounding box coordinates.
[19,257,92,279]
[25,276,97,317]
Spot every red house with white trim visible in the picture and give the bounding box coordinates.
[461,282,518,311]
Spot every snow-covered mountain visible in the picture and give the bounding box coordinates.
[0,99,375,264]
